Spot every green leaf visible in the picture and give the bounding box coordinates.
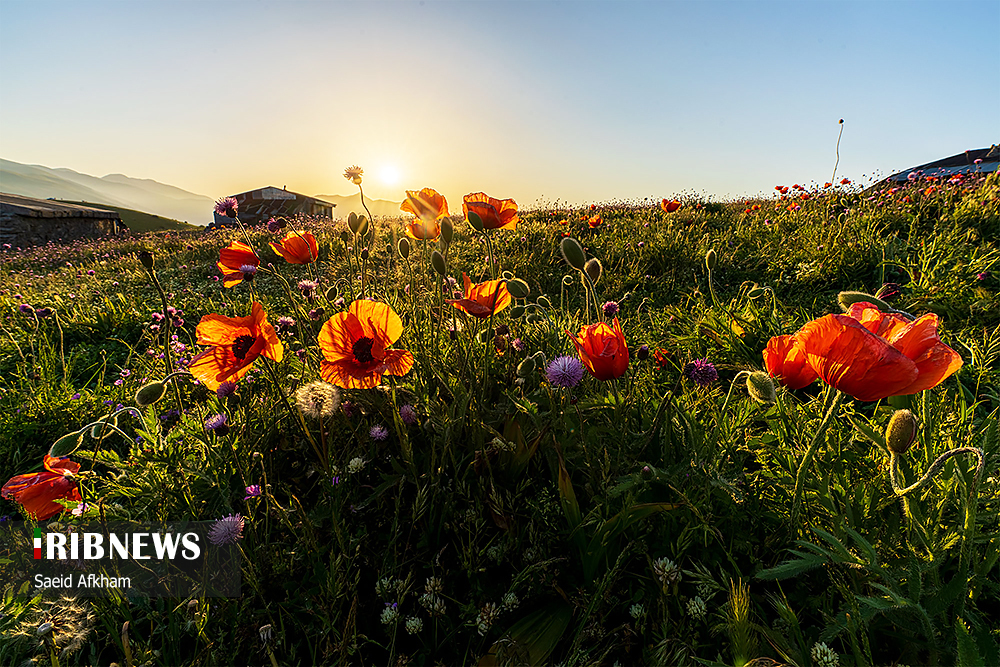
[481,600,573,667]
[756,553,828,580]
[956,618,985,667]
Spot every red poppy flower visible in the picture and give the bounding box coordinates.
[445,273,511,319]
[588,214,603,228]
[188,301,283,391]
[270,230,318,264]
[653,348,672,371]
[217,241,260,288]
[824,182,833,188]
[567,317,629,381]
[840,178,851,185]
[660,199,681,213]
[463,193,520,231]
[401,188,448,240]
[2,455,82,520]
[318,300,414,389]
[764,302,963,401]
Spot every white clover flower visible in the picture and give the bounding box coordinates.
[347,457,365,474]
[380,604,399,625]
[811,642,839,667]
[523,548,538,563]
[502,592,519,611]
[405,616,423,635]
[476,602,499,636]
[425,576,443,595]
[486,544,504,561]
[376,577,394,598]
[652,557,682,586]
[419,592,446,617]
[629,603,644,620]
[697,580,715,599]
[686,596,707,620]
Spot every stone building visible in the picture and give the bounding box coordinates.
[211,186,335,228]
[0,193,125,248]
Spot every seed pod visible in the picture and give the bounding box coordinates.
[507,278,530,299]
[135,381,168,407]
[49,431,84,457]
[837,291,893,313]
[885,409,918,454]
[705,248,718,271]
[431,250,447,276]
[584,258,603,283]
[516,357,536,377]
[560,237,587,271]
[536,295,552,309]
[441,218,454,245]
[397,237,411,259]
[467,211,485,232]
[746,371,776,406]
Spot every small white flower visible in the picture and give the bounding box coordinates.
[405,616,423,635]
[629,603,644,620]
[425,576,443,595]
[686,596,707,620]
[420,592,446,617]
[486,544,504,561]
[811,642,839,667]
[376,577,395,598]
[652,557,682,586]
[476,602,499,636]
[347,457,365,474]
[380,604,399,625]
[502,592,519,611]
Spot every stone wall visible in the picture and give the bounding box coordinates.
[0,212,123,249]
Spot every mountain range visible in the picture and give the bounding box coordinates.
[0,159,403,225]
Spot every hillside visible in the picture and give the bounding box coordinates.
[58,200,198,233]
[314,192,405,218]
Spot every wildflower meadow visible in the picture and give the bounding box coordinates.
[1,167,998,666]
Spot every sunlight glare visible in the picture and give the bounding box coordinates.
[379,165,401,186]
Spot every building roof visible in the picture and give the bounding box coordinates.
[231,186,335,208]
[886,145,999,181]
[0,193,121,219]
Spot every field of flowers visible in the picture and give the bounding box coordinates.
[1,168,998,666]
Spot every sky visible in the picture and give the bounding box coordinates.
[1,0,998,209]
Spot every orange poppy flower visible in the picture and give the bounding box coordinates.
[401,187,449,221]
[660,199,681,213]
[463,192,520,231]
[270,230,318,264]
[2,455,82,520]
[567,317,630,381]
[217,241,261,288]
[588,214,603,228]
[318,300,414,389]
[188,301,283,391]
[764,302,963,401]
[446,273,511,319]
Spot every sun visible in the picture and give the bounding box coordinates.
[379,165,401,186]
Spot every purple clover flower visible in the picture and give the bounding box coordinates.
[208,514,244,546]
[602,301,619,317]
[244,485,261,500]
[545,356,585,389]
[215,197,238,218]
[370,425,389,441]
[399,404,417,425]
[684,358,718,387]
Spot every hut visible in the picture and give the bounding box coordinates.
[211,186,335,228]
[885,145,999,182]
[0,193,126,248]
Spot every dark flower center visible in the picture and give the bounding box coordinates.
[232,335,256,360]
[352,337,375,364]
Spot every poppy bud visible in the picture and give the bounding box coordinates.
[324,285,338,303]
[385,243,393,255]
[532,351,547,366]
[340,230,352,245]
[747,286,767,300]
[397,237,411,259]
[49,430,84,457]
[507,278,530,299]
[705,249,718,271]
[885,409,918,454]
[467,211,485,232]
[360,248,370,261]
[135,381,167,407]
[431,250,447,276]
[501,270,514,281]
[90,416,118,440]
[517,357,536,377]
[746,371,776,406]
[536,296,552,309]
[560,237,587,271]
[509,305,525,318]
[347,212,361,234]
[562,275,576,286]
[441,218,454,245]
[637,344,650,361]
[138,251,154,269]
[584,258,602,283]
[837,291,893,313]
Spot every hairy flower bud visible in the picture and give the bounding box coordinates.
[705,248,718,271]
[746,371,776,406]
[397,237,411,259]
[885,409,918,454]
[560,237,587,271]
[467,210,485,232]
[441,218,454,245]
[49,430,84,457]
[837,291,893,313]
[431,250,446,276]
[506,278,530,299]
[138,251,154,270]
[324,285,338,303]
[135,381,168,407]
[516,357,536,378]
[536,295,552,309]
[584,258,603,283]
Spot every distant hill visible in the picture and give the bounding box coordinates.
[58,200,197,233]
[0,159,214,224]
[314,193,405,219]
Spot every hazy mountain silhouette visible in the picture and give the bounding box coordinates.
[314,193,405,219]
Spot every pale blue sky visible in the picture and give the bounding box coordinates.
[1,0,997,208]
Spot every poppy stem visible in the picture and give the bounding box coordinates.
[260,356,323,467]
[791,389,846,521]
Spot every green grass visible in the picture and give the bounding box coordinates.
[0,173,998,666]
[58,200,200,233]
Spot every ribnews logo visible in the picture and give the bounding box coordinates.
[2,521,241,598]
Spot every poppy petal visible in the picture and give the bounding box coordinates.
[764,335,818,390]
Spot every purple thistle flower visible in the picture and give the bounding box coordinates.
[684,358,718,387]
[602,301,620,317]
[208,514,244,546]
[18,304,34,314]
[215,197,239,218]
[244,485,261,500]
[276,316,296,332]
[977,272,990,281]
[239,264,257,279]
[546,356,585,389]
[266,217,286,233]
[370,425,389,441]
[308,308,325,321]
[217,381,238,399]
[204,413,229,435]
[511,337,525,352]
[399,404,417,425]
